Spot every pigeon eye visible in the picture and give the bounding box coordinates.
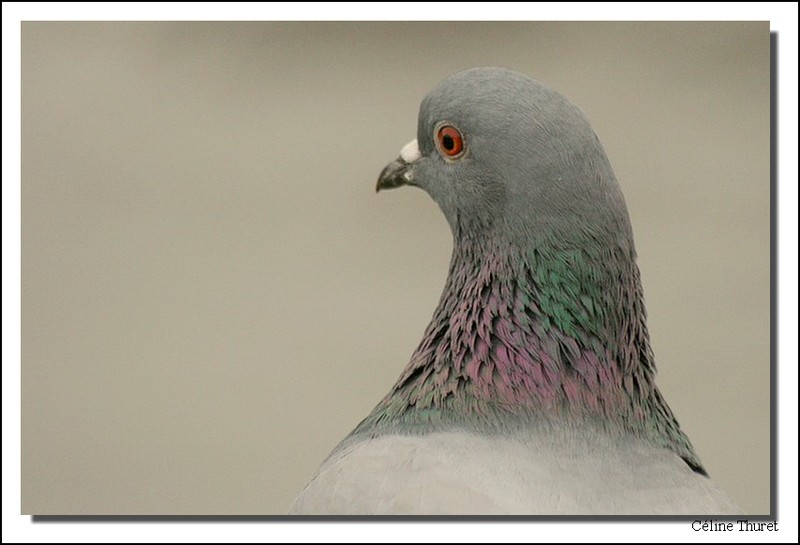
[436,125,464,158]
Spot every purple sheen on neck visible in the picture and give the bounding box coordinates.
[393,244,633,420]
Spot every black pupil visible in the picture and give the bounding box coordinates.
[442,134,454,150]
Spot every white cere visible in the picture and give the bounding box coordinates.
[400,138,421,163]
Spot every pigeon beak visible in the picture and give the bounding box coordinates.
[376,138,420,192]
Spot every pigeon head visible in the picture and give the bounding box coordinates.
[377,66,633,254]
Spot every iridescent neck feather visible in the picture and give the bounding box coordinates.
[351,222,702,472]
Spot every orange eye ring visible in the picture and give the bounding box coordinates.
[436,125,464,158]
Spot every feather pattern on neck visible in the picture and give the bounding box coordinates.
[351,217,702,472]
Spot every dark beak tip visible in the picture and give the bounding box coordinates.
[375,157,412,193]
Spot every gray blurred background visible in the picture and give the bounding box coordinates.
[22,22,769,515]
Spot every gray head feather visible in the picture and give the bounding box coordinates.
[410,67,633,253]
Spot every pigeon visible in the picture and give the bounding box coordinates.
[289,67,743,515]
